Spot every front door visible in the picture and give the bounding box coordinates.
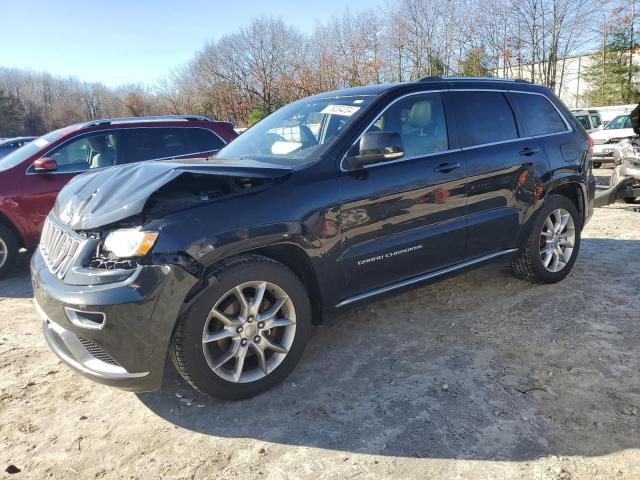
[339,91,467,297]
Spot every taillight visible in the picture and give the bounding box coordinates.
[586,137,594,151]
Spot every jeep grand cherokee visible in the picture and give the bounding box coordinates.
[31,78,596,400]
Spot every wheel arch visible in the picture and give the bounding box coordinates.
[191,240,326,326]
[544,179,586,227]
[242,243,325,326]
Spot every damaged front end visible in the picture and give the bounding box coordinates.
[31,157,292,391]
[48,157,291,283]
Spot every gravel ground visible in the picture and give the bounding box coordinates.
[1,168,639,479]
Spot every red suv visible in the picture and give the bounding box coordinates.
[0,115,236,277]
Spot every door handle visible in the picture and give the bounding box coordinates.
[434,162,461,173]
[519,147,540,156]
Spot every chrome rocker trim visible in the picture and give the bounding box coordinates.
[335,249,518,308]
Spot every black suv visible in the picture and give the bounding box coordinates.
[31,78,596,400]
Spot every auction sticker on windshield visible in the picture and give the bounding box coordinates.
[321,105,361,117]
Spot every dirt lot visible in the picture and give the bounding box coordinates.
[1,168,639,479]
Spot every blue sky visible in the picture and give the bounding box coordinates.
[1,0,384,87]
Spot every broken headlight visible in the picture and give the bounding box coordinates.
[103,229,159,258]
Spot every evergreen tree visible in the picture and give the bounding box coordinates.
[458,48,492,77]
[0,88,22,137]
[583,28,640,106]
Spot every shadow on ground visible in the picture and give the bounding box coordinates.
[138,237,640,461]
[0,252,33,298]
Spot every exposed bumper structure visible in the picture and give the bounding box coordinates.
[31,250,198,392]
[594,175,638,207]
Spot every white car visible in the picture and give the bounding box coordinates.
[590,114,635,168]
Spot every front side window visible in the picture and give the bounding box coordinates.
[216,95,376,166]
[510,93,567,136]
[364,92,449,158]
[49,133,118,172]
[455,91,518,147]
[605,115,631,130]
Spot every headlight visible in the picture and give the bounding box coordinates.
[103,229,159,258]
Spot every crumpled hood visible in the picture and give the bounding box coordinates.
[590,127,634,140]
[53,157,291,230]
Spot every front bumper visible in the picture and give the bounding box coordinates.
[592,144,617,161]
[31,250,198,392]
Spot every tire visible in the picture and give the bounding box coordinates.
[512,194,581,284]
[171,254,312,400]
[593,161,602,169]
[0,223,19,279]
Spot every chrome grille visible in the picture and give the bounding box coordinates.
[40,217,83,278]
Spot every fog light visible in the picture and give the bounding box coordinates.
[64,307,105,330]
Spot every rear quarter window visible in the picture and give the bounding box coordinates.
[189,128,225,152]
[510,93,568,136]
[454,91,518,147]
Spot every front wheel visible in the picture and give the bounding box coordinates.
[171,255,312,400]
[512,195,581,283]
[0,224,19,279]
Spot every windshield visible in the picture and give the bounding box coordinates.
[0,129,67,171]
[605,114,631,130]
[216,95,376,165]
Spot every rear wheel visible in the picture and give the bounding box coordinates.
[171,255,312,400]
[512,194,581,283]
[0,224,19,279]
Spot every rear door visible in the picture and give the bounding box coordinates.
[339,91,468,297]
[451,90,548,259]
[508,91,577,171]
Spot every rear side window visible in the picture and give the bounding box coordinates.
[590,115,601,128]
[189,128,225,152]
[575,115,589,129]
[455,91,518,147]
[510,93,568,136]
[120,128,191,164]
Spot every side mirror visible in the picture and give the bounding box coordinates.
[345,132,405,170]
[33,157,58,173]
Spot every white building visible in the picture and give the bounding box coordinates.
[495,50,639,110]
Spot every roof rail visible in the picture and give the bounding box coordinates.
[418,76,532,84]
[81,114,214,128]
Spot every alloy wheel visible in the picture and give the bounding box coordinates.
[202,281,296,383]
[539,208,575,273]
